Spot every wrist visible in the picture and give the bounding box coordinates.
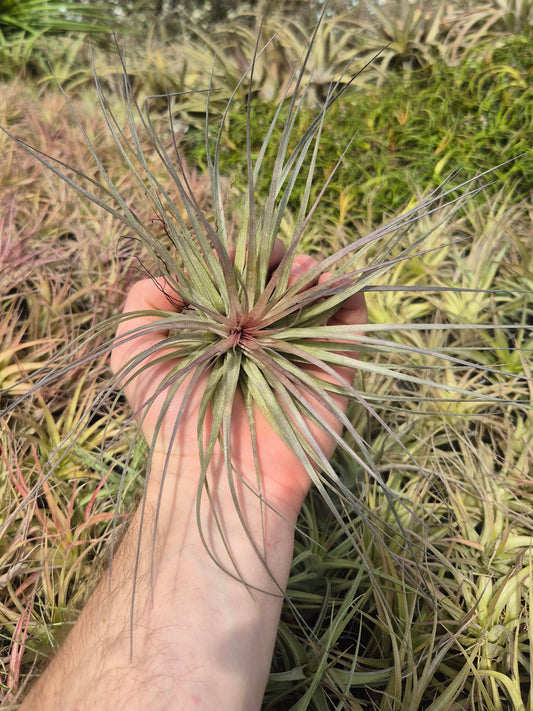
[145,445,302,526]
[140,454,297,597]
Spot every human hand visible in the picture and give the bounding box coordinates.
[110,244,367,521]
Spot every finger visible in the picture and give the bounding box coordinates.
[266,241,320,291]
[124,276,184,318]
[110,277,183,376]
[315,272,367,328]
[316,273,367,382]
[327,289,367,329]
[287,254,320,289]
[267,238,286,271]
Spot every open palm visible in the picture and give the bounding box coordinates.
[110,248,367,519]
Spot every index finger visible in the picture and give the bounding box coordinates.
[110,277,183,377]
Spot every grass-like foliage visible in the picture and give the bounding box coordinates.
[0,26,517,560]
[1,7,533,709]
[0,0,117,39]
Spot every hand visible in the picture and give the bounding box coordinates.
[110,245,367,521]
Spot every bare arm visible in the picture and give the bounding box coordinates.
[20,252,366,711]
[21,455,297,711]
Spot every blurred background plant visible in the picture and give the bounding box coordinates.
[1,1,532,709]
[0,0,115,38]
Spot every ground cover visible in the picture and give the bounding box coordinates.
[1,3,532,708]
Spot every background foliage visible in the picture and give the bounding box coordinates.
[1,1,532,709]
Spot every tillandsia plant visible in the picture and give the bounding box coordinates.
[1,9,532,705]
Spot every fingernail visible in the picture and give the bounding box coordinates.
[291,263,306,277]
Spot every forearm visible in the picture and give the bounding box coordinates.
[20,459,297,711]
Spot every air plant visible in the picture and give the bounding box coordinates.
[1,9,532,706]
[446,0,533,60]
[350,0,448,77]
